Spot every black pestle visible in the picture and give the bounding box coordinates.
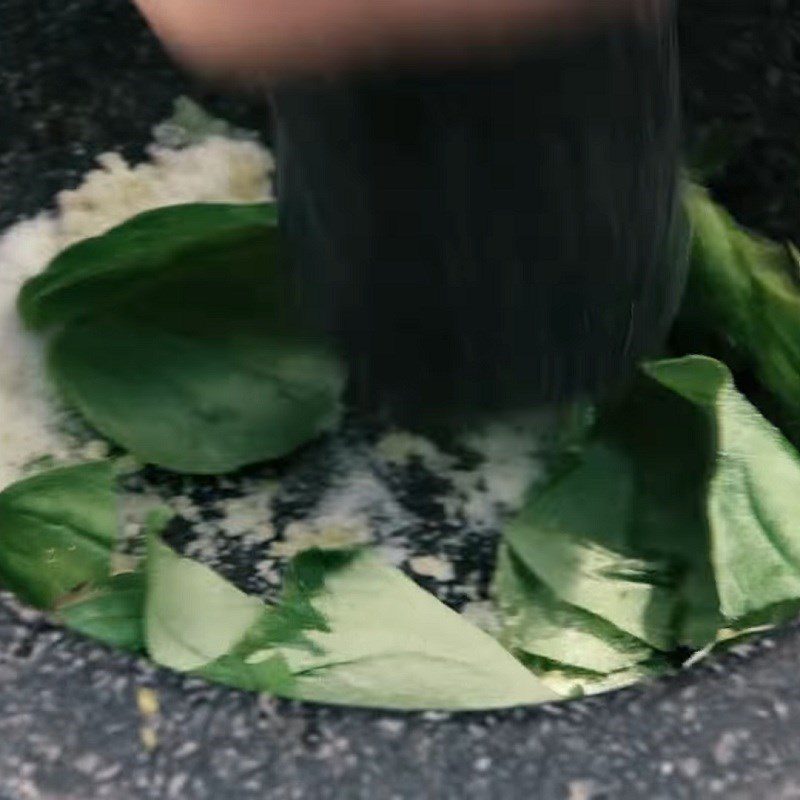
[270,6,689,423]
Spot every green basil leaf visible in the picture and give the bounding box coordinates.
[146,535,265,671]
[493,544,655,674]
[50,316,344,474]
[18,203,277,330]
[146,538,558,710]
[273,552,558,709]
[59,571,145,652]
[685,124,746,182]
[592,364,725,648]
[0,461,117,608]
[22,202,346,473]
[58,510,168,651]
[504,442,678,651]
[646,356,800,623]
[503,354,800,660]
[533,660,670,700]
[677,184,800,442]
[501,358,721,652]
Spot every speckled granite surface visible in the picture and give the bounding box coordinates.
[5,595,800,800]
[3,1,800,798]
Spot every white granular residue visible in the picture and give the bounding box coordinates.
[56,139,271,246]
[409,555,455,582]
[217,490,277,539]
[0,215,70,488]
[119,488,171,550]
[374,431,456,473]
[271,518,371,558]
[373,413,552,532]
[314,453,416,535]
[459,415,552,510]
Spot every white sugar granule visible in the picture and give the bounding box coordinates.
[375,543,409,567]
[373,413,554,532]
[217,490,277,539]
[314,456,415,536]
[374,431,456,473]
[56,139,272,247]
[409,555,455,582]
[459,414,553,510]
[0,129,273,490]
[0,215,71,488]
[270,518,371,558]
[167,494,202,523]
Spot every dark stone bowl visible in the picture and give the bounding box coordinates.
[2,2,800,798]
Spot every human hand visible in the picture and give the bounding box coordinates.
[133,0,662,78]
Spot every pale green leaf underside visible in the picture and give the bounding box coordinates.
[504,443,676,651]
[499,352,800,680]
[145,537,264,671]
[279,552,558,709]
[146,538,557,710]
[493,545,654,674]
[647,357,800,622]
